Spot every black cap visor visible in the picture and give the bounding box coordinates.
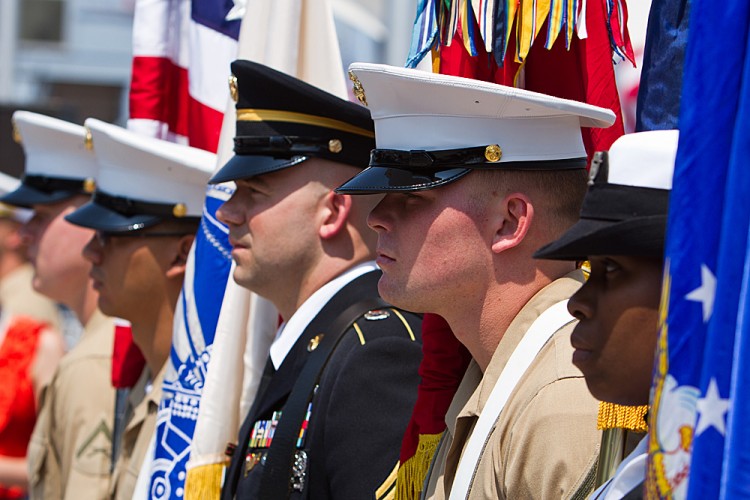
[534,216,667,261]
[209,154,308,184]
[336,166,471,194]
[1,184,80,208]
[64,200,164,232]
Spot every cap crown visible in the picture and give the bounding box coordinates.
[604,130,678,189]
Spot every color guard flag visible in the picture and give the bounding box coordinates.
[646,0,750,497]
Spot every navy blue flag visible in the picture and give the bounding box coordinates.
[646,0,750,498]
[635,0,690,132]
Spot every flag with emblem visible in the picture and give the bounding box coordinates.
[182,1,348,498]
[645,0,750,497]
[126,1,241,498]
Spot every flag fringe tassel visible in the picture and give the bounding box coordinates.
[395,432,443,500]
[597,401,649,432]
[184,462,226,500]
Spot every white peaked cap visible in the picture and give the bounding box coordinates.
[12,110,97,180]
[0,172,21,196]
[607,130,679,189]
[349,63,615,161]
[87,118,216,218]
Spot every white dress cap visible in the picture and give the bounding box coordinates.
[607,130,679,189]
[348,63,616,163]
[85,118,216,218]
[12,110,97,181]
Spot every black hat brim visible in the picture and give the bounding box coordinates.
[209,154,308,184]
[534,216,667,261]
[64,200,163,233]
[335,166,472,194]
[0,184,79,208]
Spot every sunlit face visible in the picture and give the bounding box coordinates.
[366,178,491,314]
[567,255,663,406]
[20,196,94,306]
[82,229,183,320]
[215,166,325,301]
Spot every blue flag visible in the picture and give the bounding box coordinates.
[646,0,750,498]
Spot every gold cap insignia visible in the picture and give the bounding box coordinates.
[328,139,343,153]
[348,71,367,107]
[83,178,96,193]
[229,75,239,103]
[172,203,187,218]
[484,144,502,163]
[84,127,94,151]
[307,334,325,352]
[364,309,390,321]
[11,119,21,144]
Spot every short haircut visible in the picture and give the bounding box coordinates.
[467,167,588,233]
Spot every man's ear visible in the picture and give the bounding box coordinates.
[491,193,534,254]
[319,191,352,240]
[166,234,194,279]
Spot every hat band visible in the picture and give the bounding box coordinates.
[93,190,196,220]
[370,147,587,171]
[237,109,375,139]
[23,174,88,194]
[580,183,670,222]
[234,135,334,156]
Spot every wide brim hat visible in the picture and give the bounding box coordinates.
[534,130,679,260]
[336,63,616,194]
[209,60,375,185]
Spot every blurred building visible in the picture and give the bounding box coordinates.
[0,0,417,175]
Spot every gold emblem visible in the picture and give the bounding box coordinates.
[11,119,21,144]
[364,309,390,321]
[484,144,502,163]
[172,203,188,218]
[83,178,96,193]
[84,127,94,151]
[348,71,367,106]
[229,75,239,103]
[328,139,343,153]
[307,334,324,352]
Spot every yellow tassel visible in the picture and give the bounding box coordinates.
[597,401,648,432]
[183,462,226,500]
[395,433,444,500]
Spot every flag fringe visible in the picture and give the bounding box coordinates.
[597,401,648,432]
[183,462,226,500]
[395,432,443,500]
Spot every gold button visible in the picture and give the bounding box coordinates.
[83,178,96,193]
[307,334,324,352]
[84,128,94,151]
[328,139,342,153]
[229,75,239,103]
[484,144,502,163]
[172,203,187,218]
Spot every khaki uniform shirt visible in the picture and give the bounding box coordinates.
[110,363,167,500]
[0,264,61,331]
[27,310,115,500]
[425,271,600,499]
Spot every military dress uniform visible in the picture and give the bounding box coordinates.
[222,269,422,500]
[210,61,425,499]
[0,263,62,331]
[2,111,116,500]
[27,311,115,500]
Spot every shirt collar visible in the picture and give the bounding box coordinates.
[269,261,379,369]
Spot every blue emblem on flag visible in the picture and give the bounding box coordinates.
[149,185,234,499]
[646,0,750,497]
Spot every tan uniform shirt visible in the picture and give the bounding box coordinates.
[110,363,167,500]
[27,310,115,500]
[425,271,600,499]
[0,264,61,331]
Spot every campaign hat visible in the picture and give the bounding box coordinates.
[65,118,215,232]
[2,111,98,207]
[209,60,375,184]
[534,130,679,261]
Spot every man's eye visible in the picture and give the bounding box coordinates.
[604,260,620,274]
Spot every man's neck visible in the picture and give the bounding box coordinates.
[0,253,26,282]
[129,297,177,375]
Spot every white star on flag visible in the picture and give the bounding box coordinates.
[686,264,717,322]
[695,378,730,436]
